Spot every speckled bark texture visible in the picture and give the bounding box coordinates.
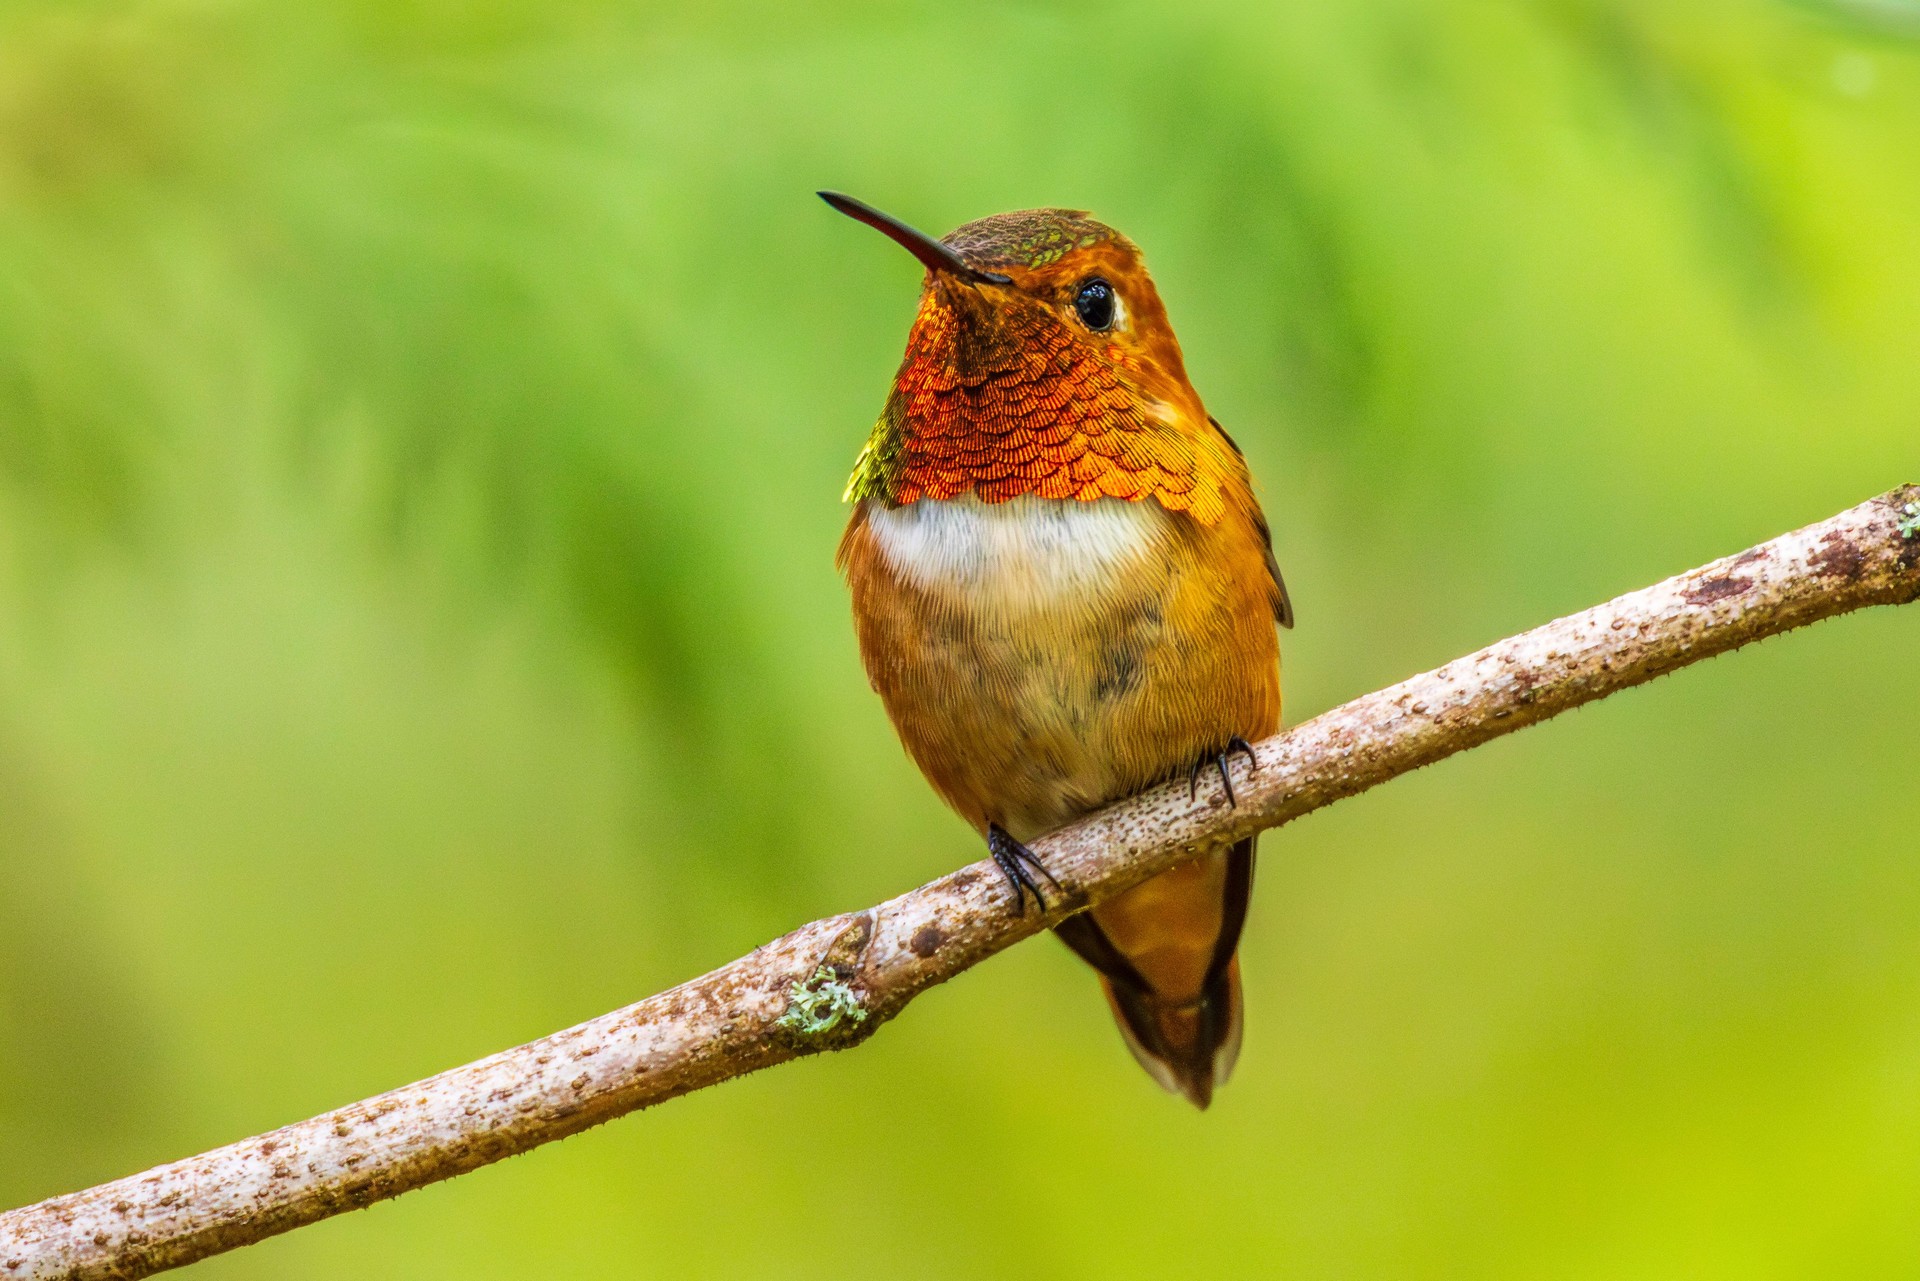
[4,486,1916,1281]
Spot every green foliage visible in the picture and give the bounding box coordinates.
[1,1,1918,1277]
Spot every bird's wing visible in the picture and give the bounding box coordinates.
[1208,416,1294,629]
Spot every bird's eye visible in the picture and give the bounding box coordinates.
[1072,277,1116,331]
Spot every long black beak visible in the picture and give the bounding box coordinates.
[819,191,1011,286]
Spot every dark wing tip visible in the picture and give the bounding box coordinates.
[1273,568,1295,629]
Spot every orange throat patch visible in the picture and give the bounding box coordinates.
[845,283,1233,524]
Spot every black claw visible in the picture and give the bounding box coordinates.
[986,823,1059,916]
[1215,753,1237,808]
[1190,736,1260,809]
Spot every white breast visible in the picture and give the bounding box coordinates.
[864,495,1166,615]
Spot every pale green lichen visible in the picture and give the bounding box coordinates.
[776,967,868,1039]
[1899,500,1920,541]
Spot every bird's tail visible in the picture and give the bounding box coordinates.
[1099,954,1242,1109]
[1054,837,1254,1110]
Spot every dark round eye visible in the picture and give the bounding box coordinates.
[1072,277,1116,331]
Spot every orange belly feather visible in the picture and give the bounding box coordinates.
[839,492,1279,1018]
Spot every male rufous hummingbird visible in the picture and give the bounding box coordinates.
[823,192,1292,1108]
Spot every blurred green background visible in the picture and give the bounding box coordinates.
[2,0,1917,1275]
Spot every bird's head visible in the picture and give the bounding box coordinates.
[823,192,1235,523]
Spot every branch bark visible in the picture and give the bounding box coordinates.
[5,485,1918,1281]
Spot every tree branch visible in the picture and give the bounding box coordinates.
[6,486,1918,1281]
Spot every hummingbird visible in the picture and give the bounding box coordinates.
[823,192,1292,1108]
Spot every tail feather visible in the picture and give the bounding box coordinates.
[1100,955,1242,1109]
[1054,836,1255,1110]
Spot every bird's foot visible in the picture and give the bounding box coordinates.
[986,823,1060,916]
[1188,735,1259,808]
